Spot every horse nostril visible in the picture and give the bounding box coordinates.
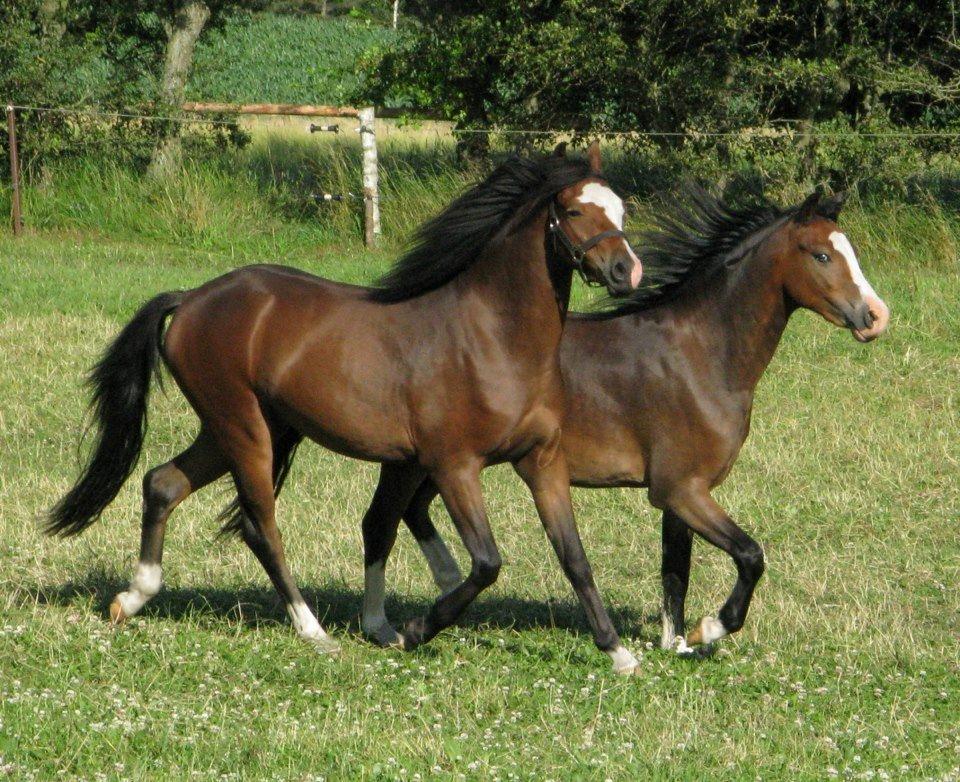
[612,260,628,281]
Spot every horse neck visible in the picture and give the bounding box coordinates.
[459,210,572,345]
[685,239,790,395]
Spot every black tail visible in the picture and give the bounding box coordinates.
[46,291,185,537]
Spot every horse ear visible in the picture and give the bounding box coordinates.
[586,140,601,173]
[794,188,822,224]
[553,142,568,158]
[818,191,847,222]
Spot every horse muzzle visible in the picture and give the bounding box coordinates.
[850,294,890,343]
[603,249,643,296]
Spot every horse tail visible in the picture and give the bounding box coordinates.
[46,291,185,537]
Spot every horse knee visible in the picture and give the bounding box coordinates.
[738,540,765,582]
[471,550,501,588]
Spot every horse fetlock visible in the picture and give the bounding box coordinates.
[110,562,162,623]
[305,632,342,656]
[472,554,501,588]
[687,615,727,646]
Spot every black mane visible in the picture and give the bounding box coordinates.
[585,184,790,318]
[368,154,596,302]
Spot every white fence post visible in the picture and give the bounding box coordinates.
[359,106,381,247]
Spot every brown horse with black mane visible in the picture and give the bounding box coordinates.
[47,143,652,673]
[366,186,890,653]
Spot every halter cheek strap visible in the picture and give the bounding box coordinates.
[548,201,629,286]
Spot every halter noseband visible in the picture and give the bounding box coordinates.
[548,200,629,286]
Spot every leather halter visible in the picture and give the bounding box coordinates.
[548,200,629,286]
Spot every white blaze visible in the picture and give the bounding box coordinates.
[577,182,625,228]
[829,231,878,299]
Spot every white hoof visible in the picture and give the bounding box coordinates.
[304,632,342,656]
[608,645,641,676]
[672,635,695,656]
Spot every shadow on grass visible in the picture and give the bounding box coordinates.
[22,567,659,643]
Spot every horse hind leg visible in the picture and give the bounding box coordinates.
[110,430,227,623]
[360,464,429,647]
[218,413,339,655]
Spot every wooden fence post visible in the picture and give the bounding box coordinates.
[359,106,381,248]
[6,105,23,236]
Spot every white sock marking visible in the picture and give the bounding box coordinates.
[116,562,162,617]
[660,613,676,650]
[286,599,329,641]
[608,645,640,674]
[361,561,390,635]
[829,231,879,300]
[417,536,462,594]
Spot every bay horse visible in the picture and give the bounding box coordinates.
[48,143,649,673]
[363,186,890,653]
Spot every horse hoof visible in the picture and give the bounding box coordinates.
[367,621,405,650]
[306,634,341,657]
[672,635,695,656]
[108,598,127,625]
[687,616,726,647]
[608,645,641,676]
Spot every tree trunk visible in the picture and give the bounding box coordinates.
[392,0,400,29]
[148,0,211,177]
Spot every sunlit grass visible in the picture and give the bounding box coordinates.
[0,146,958,779]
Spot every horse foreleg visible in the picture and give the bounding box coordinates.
[360,463,428,647]
[514,447,640,676]
[400,463,500,650]
[666,484,765,648]
[401,478,462,594]
[110,430,227,624]
[660,508,694,651]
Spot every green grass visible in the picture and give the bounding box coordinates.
[0,149,958,780]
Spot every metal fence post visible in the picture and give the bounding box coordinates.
[359,106,381,248]
[6,105,23,236]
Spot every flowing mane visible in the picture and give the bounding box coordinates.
[368,153,597,302]
[585,184,790,318]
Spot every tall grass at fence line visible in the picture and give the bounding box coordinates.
[1,125,959,281]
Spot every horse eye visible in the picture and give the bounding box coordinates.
[813,252,830,264]
[566,209,582,217]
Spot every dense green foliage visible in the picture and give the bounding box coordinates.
[188,12,397,104]
[360,0,960,190]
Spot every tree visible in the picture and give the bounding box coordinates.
[149,0,213,175]
[359,0,960,136]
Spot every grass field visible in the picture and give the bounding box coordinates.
[0,147,958,780]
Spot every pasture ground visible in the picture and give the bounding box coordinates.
[0,167,958,780]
